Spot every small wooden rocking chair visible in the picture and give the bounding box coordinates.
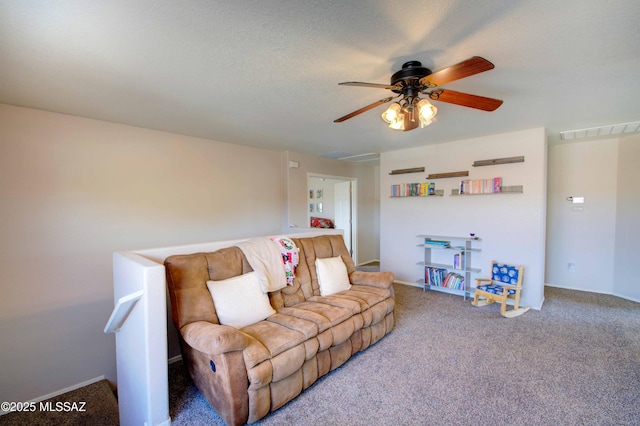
[472,260,530,318]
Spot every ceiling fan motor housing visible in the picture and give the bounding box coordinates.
[390,61,432,96]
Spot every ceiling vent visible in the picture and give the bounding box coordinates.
[321,151,355,159]
[338,153,380,162]
[560,121,640,141]
[320,152,380,162]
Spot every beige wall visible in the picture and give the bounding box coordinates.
[380,128,548,309]
[546,138,618,293]
[546,134,640,302]
[283,151,379,264]
[0,104,284,402]
[614,134,640,301]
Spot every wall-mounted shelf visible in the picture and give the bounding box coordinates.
[426,171,469,179]
[473,156,524,167]
[451,185,523,196]
[389,167,425,175]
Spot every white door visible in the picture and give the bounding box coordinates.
[334,181,352,255]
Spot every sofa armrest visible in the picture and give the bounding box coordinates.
[181,321,249,355]
[349,270,394,289]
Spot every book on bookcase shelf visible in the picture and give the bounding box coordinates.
[425,267,465,290]
[424,239,450,248]
[453,253,466,269]
[425,267,447,287]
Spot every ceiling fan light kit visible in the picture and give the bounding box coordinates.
[335,56,503,132]
[417,99,437,127]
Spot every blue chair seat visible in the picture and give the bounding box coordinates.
[477,283,516,296]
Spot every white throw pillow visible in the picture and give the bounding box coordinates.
[315,256,352,296]
[206,271,276,329]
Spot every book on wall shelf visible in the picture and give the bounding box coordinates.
[451,178,523,196]
[390,182,442,197]
[458,177,502,195]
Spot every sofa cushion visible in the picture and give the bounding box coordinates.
[241,321,306,363]
[206,272,276,329]
[307,295,362,315]
[315,256,352,296]
[292,235,357,299]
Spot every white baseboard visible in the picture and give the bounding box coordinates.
[545,283,640,304]
[0,375,106,416]
[358,259,380,266]
[619,294,640,304]
[393,280,422,288]
[168,354,183,364]
[31,376,107,403]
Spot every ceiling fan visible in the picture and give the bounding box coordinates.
[334,56,503,131]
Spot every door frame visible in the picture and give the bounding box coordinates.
[307,173,358,262]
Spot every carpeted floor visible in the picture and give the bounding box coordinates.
[167,284,640,425]
[4,284,637,425]
[356,262,380,272]
[0,379,119,426]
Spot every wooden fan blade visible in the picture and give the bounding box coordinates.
[403,108,420,131]
[428,89,503,111]
[420,56,495,87]
[339,81,400,90]
[334,97,394,123]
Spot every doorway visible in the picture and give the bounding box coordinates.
[308,174,357,260]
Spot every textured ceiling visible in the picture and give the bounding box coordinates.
[1,1,639,156]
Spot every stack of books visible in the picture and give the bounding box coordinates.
[424,239,450,248]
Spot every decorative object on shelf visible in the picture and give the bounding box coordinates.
[472,261,530,318]
[417,235,481,300]
[473,156,525,167]
[309,189,314,199]
[334,57,503,131]
[391,183,443,197]
[316,202,323,213]
[470,233,476,239]
[426,171,469,179]
[316,189,323,199]
[389,167,425,175]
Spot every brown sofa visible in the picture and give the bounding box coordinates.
[165,234,395,425]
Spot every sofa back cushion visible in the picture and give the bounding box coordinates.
[285,234,356,301]
[165,246,253,330]
[165,234,356,328]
